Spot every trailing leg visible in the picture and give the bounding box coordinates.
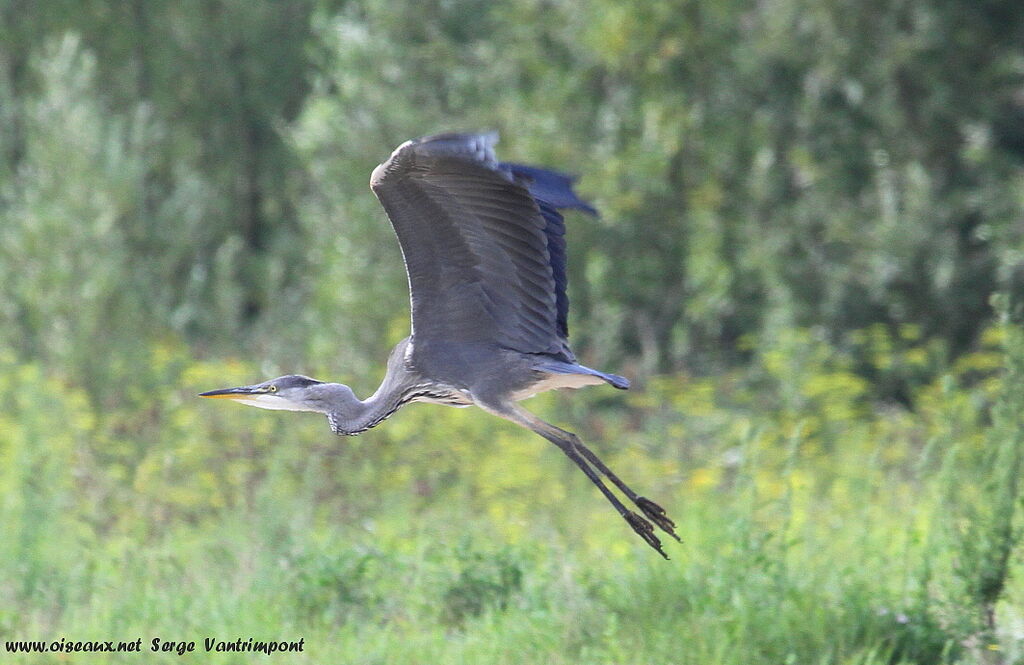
[487,403,675,558]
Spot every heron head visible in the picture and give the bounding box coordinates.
[199,374,337,413]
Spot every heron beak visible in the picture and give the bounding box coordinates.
[199,386,262,399]
[199,384,314,412]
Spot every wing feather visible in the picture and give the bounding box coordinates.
[370,132,592,357]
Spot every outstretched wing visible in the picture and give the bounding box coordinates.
[370,132,594,357]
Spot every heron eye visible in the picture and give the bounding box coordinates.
[268,385,277,393]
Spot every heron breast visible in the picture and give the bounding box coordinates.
[406,387,474,407]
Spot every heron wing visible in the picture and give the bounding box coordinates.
[501,163,596,339]
[370,133,589,356]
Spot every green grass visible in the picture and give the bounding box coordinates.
[0,489,972,664]
[2,323,1024,663]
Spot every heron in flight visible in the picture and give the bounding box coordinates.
[201,132,679,557]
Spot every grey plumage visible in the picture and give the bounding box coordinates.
[201,132,678,557]
[371,132,568,357]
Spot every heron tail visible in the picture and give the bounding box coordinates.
[535,358,630,390]
[598,371,630,390]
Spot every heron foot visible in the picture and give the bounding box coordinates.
[625,511,668,559]
[637,496,681,542]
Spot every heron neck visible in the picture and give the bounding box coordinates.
[327,338,417,435]
[362,382,408,431]
[328,380,408,436]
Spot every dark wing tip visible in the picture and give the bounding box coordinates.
[501,162,598,216]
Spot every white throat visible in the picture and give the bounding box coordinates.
[233,394,319,412]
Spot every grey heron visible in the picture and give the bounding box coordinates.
[201,132,679,557]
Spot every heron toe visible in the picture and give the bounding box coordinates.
[625,511,668,559]
[637,496,681,542]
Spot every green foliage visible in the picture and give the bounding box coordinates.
[440,542,526,626]
[0,350,90,601]
[0,324,1021,662]
[288,547,381,623]
[942,310,1024,646]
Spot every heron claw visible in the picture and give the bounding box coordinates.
[625,511,669,559]
[637,496,681,542]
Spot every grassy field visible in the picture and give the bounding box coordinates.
[2,323,1024,664]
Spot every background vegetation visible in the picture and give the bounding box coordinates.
[1,0,1024,662]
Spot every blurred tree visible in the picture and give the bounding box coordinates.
[0,0,1021,402]
[291,0,1024,388]
[69,0,319,341]
[4,0,321,339]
